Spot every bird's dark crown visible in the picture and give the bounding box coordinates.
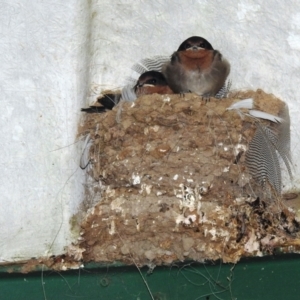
[177,36,214,51]
[136,71,168,87]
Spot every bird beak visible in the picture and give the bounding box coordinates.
[142,84,155,87]
[187,45,204,51]
[137,83,155,88]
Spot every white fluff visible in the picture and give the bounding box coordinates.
[227,98,283,123]
[80,133,93,169]
[247,110,283,123]
[226,98,254,110]
[121,85,137,102]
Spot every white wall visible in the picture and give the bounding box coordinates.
[1,0,300,262]
[0,1,90,261]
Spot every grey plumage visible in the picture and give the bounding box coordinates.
[215,80,232,99]
[80,133,93,170]
[228,98,292,195]
[160,36,230,97]
[275,104,292,163]
[131,55,171,74]
[162,50,230,96]
[245,122,282,194]
[245,103,292,195]
[121,85,137,102]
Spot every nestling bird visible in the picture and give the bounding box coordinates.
[81,71,173,113]
[134,70,174,97]
[162,36,230,97]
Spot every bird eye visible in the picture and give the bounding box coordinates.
[200,42,205,48]
[185,43,192,49]
[149,79,157,85]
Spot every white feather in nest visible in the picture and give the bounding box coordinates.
[227,98,254,110]
[246,122,282,194]
[80,133,93,170]
[120,85,137,102]
[124,56,170,87]
[131,55,171,74]
[227,98,292,195]
[227,98,284,122]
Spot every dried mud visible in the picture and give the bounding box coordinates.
[76,89,300,266]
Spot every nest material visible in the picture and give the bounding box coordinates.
[78,89,300,265]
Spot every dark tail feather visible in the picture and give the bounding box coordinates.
[97,93,121,110]
[81,106,108,113]
[81,93,121,113]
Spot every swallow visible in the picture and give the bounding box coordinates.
[81,71,173,113]
[162,36,230,97]
[134,70,174,97]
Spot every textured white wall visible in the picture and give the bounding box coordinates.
[2,0,300,262]
[0,1,90,261]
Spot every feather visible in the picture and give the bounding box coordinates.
[247,103,292,181]
[81,106,108,113]
[248,110,284,123]
[245,123,282,194]
[215,80,232,99]
[125,76,138,87]
[227,98,254,110]
[80,134,93,170]
[227,99,284,123]
[98,94,121,109]
[229,99,293,194]
[121,85,137,102]
[266,103,293,179]
[277,103,292,163]
[263,126,293,180]
[131,55,171,74]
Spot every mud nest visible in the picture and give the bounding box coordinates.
[78,89,300,265]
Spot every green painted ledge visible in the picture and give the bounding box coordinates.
[1,254,300,300]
